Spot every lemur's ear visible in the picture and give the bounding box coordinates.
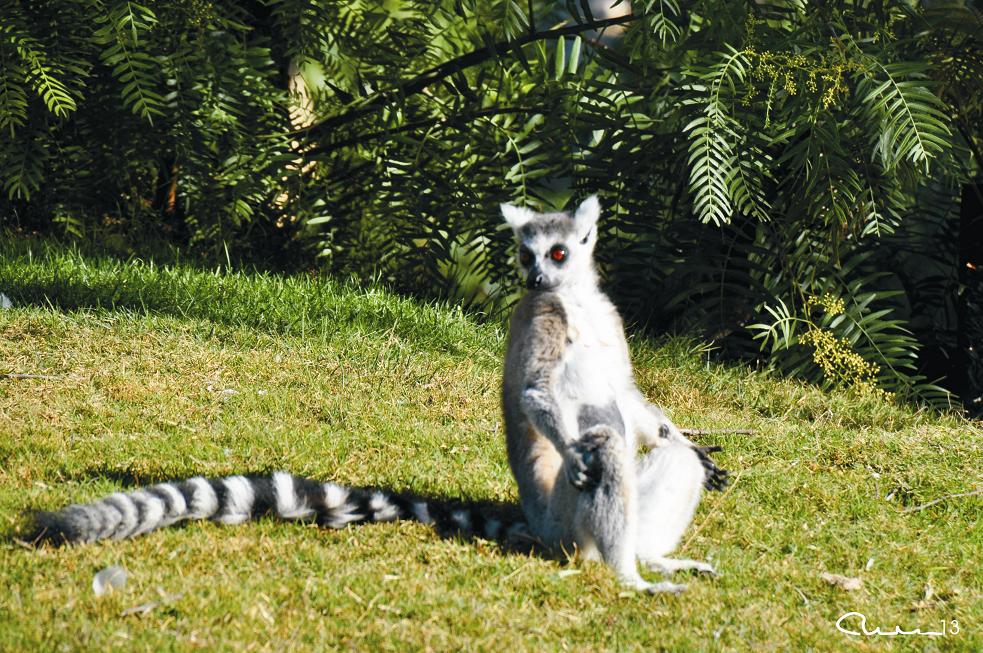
[501,203,535,231]
[573,195,600,240]
[573,195,600,226]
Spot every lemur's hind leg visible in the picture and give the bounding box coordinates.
[634,445,716,576]
[571,426,685,594]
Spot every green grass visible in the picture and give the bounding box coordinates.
[0,243,980,652]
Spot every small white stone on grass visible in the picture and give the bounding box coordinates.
[92,565,127,596]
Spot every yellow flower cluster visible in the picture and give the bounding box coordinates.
[799,328,890,399]
[806,293,846,316]
[817,58,861,110]
[748,49,808,96]
[188,0,216,27]
[742,44,863,111]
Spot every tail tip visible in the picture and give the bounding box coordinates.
[19,511,81,547]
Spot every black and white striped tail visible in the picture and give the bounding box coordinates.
[24,472,527,547]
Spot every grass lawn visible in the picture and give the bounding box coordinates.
[0,244,980,652]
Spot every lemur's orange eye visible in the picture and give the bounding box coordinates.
[549,245,568,263]
[518,248,533,266]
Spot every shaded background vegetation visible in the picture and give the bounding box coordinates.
[1,0,981,414]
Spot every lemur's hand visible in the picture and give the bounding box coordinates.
[694,445,729,491]
[566,433,606,491]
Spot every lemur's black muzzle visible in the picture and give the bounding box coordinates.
[527,271,544,289]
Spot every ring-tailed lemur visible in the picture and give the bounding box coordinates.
[22,195,727,594]
[500,195,727,593]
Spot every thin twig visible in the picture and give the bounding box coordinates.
[902,488,983,513]
[1,373,62,380]
[504,561,531,581]
[120,593,184,617]
[793,585,810,606]
[681,428,756,436]
[12,537,36,550]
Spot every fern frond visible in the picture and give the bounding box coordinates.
[1,133,45,200]
[638,0,682,46]
[92,1,165,123]
[0,19,78,117]
[861,62,953,173]
[0,43,29,133]
[731,128,774,222]
[684,49,751,225]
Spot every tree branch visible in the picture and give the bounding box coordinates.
[298,13,640,144]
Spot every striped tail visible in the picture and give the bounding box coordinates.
[24,472,528,547]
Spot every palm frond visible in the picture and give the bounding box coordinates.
[861,62,952,173]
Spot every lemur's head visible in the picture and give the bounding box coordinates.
[500,195,600,291]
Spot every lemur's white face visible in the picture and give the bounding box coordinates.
[500,196,600,291]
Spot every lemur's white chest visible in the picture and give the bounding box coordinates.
[555,292,631,404]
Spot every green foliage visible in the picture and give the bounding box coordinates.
[91,1,166,122]
[683,48,750,227]
[0,0,296,261]
[1,0,981,408]
[749,287,952,409]
[862,61,952,172]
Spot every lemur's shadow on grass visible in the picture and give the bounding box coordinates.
[14,467,546,558]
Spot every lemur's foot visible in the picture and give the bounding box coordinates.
[642,556,718,577]
[566,426,616,490]
[646,580,688,594]
[694,445,729,491]
[622,576,687,594]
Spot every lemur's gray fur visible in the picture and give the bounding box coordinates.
[21,195,727,596]
[501,196,727,593]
